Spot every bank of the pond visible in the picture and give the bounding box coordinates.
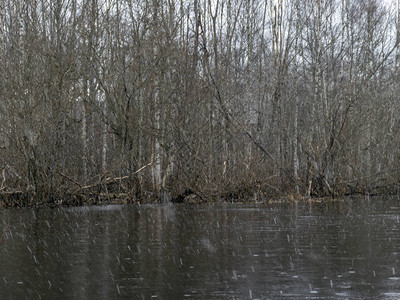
[0,187,388,209]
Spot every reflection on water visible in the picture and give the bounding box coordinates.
[0,197,400,299]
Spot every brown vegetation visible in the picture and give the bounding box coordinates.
[1,0,400,208]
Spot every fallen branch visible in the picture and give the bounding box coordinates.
[59,172,82,188]
[74,161,153,193]
[206,66,276,164]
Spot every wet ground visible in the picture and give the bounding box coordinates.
[0,196,399,299]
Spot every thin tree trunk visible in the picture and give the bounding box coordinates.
[152,0,163,199]
[81,89,88,182]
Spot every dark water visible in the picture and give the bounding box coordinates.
[0,197,400,299]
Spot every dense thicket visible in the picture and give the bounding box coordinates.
[0,0,399,204]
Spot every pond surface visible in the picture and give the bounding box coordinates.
[0,197,400,299]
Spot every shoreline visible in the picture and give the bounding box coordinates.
[0,189,393,209]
